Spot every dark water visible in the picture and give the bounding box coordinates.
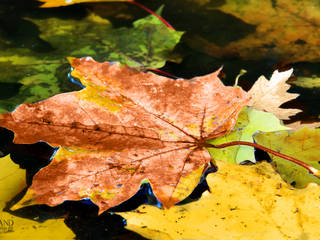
[1,0,320,239]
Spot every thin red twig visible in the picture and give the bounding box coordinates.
[146,68,178,78]
[129,1,176,30]
[205,141,320,177]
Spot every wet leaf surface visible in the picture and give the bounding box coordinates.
[120,160,320,240]
[254,128,320,188]
[0,57,249,213]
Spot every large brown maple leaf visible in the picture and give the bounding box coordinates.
[0,57,249,213]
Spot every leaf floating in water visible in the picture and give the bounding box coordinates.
[255,128,320,188]
[120,160,320,240]
[0,57,249,213]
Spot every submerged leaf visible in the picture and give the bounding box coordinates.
[30,7,183,68]
[208,107,289,164]
[0,57,249,213]
[0,155,74,239]
[254,128,320,188]
[120,160,320,240]
[291,75,320,88]
[207,0,320,62]
[0,9,182,112]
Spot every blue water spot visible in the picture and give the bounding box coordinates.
[116,184,123,188]
[49,147,59,162]
[68,70,86,89]
[145,183,162,208]
[176,163,216,205]
[11,104,21,113]
[63,198,95,206]
[122,218,127,226]
[107,182,162,212]
[109,62,116,65]
[79,198,95,205]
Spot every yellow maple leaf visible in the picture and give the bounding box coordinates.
[120,160,320,240]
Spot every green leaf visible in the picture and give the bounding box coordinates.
[0,8,183,113]
[30,6,183,68]
[254,128,320,188]
[0,57,74,113]
[101,6,183,68]
[207,107,289,163]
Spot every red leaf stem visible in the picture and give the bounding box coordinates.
[130,1,176,30]
[146,68,178,78]
[205,141,320,178]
